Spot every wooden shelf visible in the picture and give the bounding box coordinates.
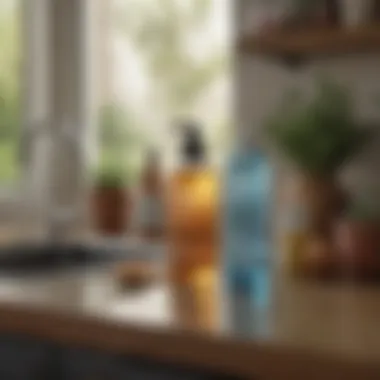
[239,24,380,63]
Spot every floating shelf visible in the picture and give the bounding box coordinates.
[239,24,380,63]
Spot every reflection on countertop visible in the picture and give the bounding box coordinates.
[0,240,379,379]
[1,263,380,360]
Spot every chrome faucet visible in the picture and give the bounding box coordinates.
[44,123,82,244]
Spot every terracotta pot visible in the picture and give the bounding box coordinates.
[299,175,347,238]
[302,236,337,279]
[334,219,380,280]
[92,187,130,236]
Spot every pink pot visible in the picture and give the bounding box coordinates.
[334,219,380,279]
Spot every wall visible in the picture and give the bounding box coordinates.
[235,0,380,199]
[235,0,380,255]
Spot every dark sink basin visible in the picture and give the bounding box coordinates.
[0,243,128,275]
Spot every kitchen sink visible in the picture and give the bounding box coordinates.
[0,243,130,275]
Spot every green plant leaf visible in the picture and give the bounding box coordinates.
[265,78,370,176]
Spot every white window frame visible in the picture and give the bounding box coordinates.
[0,0,94,226]
[0,0,47,220]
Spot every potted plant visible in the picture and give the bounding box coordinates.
[91,104,144,235]
[91,165,131,236]
[334,197,380,280]
[266,79,371,239]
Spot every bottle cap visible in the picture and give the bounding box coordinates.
[179,121,206,163]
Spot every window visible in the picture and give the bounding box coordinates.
[0,0,232,227]
[0,0,22,184]
[93,0,232,181]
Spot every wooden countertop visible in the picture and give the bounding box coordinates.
[0,264,380,379]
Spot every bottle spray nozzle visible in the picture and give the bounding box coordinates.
[178,121,205,163]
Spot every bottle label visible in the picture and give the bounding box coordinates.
[224,151,272,267]
[138,196,163,228]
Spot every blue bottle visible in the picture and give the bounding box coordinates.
[223,144,273,326]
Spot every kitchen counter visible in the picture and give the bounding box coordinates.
[0,263,380,379]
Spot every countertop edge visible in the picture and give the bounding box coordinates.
[0,303,378,379]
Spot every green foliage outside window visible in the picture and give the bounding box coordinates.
[0,2,21,183]
[113,0,229,152]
